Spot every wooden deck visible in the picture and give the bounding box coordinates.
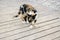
[0,0,60,40]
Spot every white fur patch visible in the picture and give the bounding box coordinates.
[28,11,35,15]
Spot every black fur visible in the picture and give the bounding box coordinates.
[27,14,37,23]
[32,9,37,13]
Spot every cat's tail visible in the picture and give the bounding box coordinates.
[14,12,21,18]
[14,15,19,17]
